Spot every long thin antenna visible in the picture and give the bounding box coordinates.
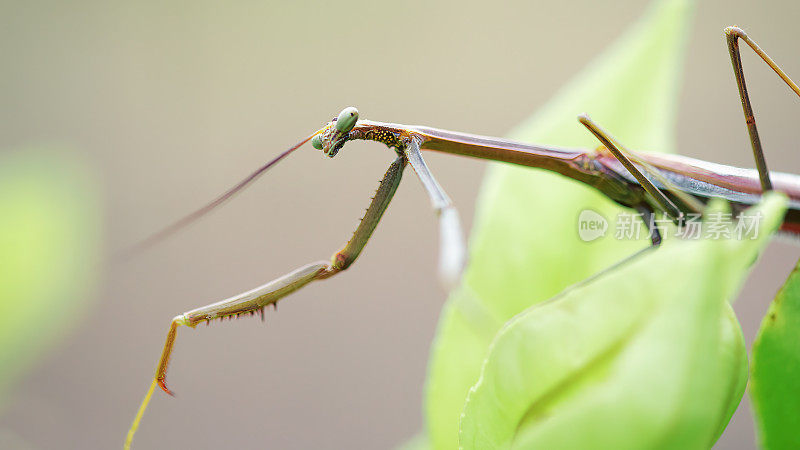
[116,131,319,260]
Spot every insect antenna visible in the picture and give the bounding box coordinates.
[115,131,320,260]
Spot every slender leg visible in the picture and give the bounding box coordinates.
[636,206,662,247]
[725,26,800,192]
[404,136,467,290]
[578,114,689,221]
[579,115,712,249]
[155,156,406,395]
[578,114,706,217]
[125,158,406,449]
[542,244,659,311]
[539,201,663,313]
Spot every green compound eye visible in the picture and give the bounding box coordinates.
[335,106,359,133]
[311,134,323,150]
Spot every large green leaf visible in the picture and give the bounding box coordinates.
[459,195,786,448]
[423,1,694,448]
[0,149,101,405]
[751,257,800,449]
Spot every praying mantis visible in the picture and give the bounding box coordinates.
[124,26,799,448]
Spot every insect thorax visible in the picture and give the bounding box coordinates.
[349,126,409,152]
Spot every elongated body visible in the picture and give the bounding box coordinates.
[346,119,800,234]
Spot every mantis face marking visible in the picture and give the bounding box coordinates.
[314,106,411,159]
[313,106,360,157]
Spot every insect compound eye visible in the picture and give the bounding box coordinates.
[334,106,359,133]
[311,134,323,150]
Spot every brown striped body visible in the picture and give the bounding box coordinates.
[346,120,800,236]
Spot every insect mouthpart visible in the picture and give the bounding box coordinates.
[326,138,346,158]
[311,106,360,158]
[310,128,346,158]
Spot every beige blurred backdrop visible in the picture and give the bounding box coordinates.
[1,0,799,448]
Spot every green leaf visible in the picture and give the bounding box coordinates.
[0,149,101,406]
[423,1,694,448]
[459,195,785,449]
[751,256,800,449]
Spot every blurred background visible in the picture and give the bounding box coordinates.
[1,0,798,448]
